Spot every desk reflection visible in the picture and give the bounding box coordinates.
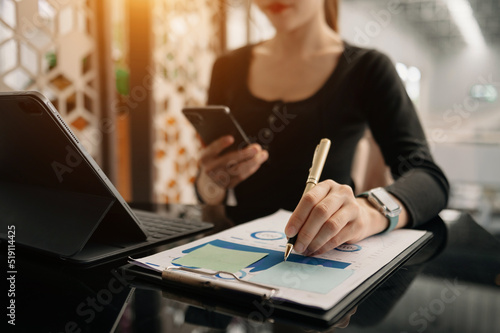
[115,204,449,332]
[2,204,499,333]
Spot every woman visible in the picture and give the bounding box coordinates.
[195,0,449,256]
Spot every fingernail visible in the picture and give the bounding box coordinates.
[294,242,305,253]
[260,150,269,161]
[285,226,296,238]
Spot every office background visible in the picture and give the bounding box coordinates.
[0,0,499,236]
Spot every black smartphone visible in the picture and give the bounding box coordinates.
[182,106,251,152]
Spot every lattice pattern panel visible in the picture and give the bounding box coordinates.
[0,0,101,161]
[152,0,221,203]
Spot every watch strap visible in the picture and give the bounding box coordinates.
[357,191,399,234]
[385,214,399,233]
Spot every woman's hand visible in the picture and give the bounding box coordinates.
[196,135,269,205]
[284,180,408,256]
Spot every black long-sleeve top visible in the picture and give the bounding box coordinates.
[206,42,449,227]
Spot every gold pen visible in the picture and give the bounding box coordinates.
[284,138,331,261]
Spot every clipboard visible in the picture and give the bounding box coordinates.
[161,266,277,300]
[123,229,433,329]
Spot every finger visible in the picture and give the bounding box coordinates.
[200,135,234,164]
[284,180,335,239]
[205,145,263,188]
[227,150,269,188]
[311,217,360,255]
[293,193,344,254]
[233,144,264,164]
[205,144,261,175]
[307,203,358,254]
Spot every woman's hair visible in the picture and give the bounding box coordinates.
[324,0,339,32]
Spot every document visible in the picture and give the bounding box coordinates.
[129,209,428,310]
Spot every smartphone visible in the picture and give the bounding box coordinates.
[182,106,251,152]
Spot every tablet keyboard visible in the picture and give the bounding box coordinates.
[134,209,212,240]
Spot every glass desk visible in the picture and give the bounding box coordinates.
[2,204,499,333]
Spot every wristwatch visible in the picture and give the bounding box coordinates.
[357,187,401,234]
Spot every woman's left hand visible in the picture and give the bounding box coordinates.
[284,180,406,256]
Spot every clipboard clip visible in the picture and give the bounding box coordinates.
[162,266,277,300]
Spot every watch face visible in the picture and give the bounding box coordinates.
[372,188,400,212]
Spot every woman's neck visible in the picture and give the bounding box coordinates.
[265,16,342,58]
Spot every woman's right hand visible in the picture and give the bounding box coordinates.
[196,135,269,204]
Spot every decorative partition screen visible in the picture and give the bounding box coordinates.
[0,0,101,161]
[151,0,222,203]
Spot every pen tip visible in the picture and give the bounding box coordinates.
[284,244,293,261]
